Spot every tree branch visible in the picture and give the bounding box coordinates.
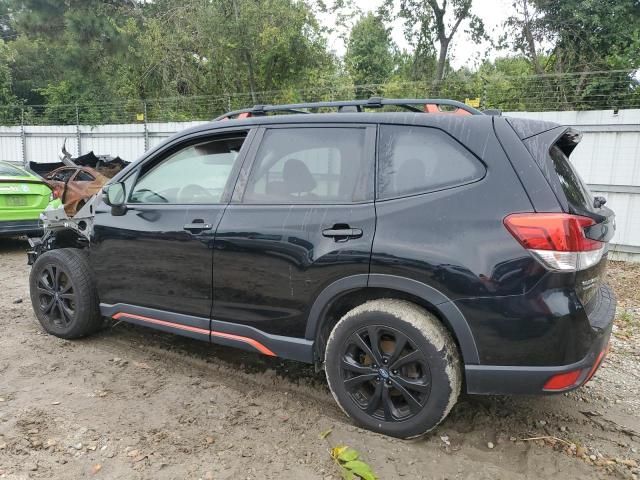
[447,14,465,42]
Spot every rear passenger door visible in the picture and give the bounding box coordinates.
[212,124,376,338]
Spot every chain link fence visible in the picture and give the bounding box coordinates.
[0,69,637,127]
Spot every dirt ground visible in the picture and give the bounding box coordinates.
[0,238,638,480]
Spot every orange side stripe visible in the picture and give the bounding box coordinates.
[111,312,276,356]
[112,312,210,335]
[209,330,276,356]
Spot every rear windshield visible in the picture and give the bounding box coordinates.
[549,145,594,213]
[0,163,26,177]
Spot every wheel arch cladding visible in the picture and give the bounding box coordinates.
[306,274,480,365]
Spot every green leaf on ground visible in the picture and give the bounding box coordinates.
[331,445,377,480]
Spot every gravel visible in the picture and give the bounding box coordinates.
[0,239,638,479]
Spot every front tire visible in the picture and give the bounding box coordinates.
[29,248,102,339]
[325,299,461,439]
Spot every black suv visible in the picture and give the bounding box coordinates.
[28,98,616,439]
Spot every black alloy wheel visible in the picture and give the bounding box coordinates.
[340,325,431,422]
[325,299,461,439]
[29,248,102,339]
[35,264,77,330]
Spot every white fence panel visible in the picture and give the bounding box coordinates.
[80,124,147,162]
[24,126,78,162]
[0,126,23,163]
[600,192,640,249]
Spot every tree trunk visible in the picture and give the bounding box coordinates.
[521,0,544,75]
[434,38,449,85]
[243,50,258,104]
[523,24,543,74]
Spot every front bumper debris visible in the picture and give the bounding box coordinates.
[26,195,98,265]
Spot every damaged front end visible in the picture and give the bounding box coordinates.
[27,194,99,265]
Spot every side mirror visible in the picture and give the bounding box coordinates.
[102,182,127,216]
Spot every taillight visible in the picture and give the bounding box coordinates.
[504,213,605,271]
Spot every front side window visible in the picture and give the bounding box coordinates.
[243,127,370,204]
[377,125,485,200]
[130,135,245,204]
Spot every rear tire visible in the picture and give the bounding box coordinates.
[29,248,102,339]
[325,299,461,439]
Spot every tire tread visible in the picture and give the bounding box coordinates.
[324,298,461,438]
[29,248,102,339]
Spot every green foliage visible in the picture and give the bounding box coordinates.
[0,0,339,123]
[331,445,377,480]
[0,40,19,123]
[118,0,337,110]
[536,0,639,72]
[344,13,395,97]
[386,0,486,83]
[0,42,15,102]
[500,0,640,108]
[0,0,637,124]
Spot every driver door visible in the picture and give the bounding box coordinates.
[91,129,253,327]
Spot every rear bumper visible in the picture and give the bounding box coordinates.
[0,219,42,236]
[465,283,615,395]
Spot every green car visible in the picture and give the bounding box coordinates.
[0,160,61,236]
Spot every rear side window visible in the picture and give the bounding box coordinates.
[50,169,76,182]
[377,125,484,200]
[243,127,370,204]
[75,171,95,182]
[549,144,594,213]
[0,162,25,177]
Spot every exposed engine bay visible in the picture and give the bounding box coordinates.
[27,193,99,264]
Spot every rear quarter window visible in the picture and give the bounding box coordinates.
[50,169,76,182]
[0,163,26,177]
[377,125,485,200]
[75,171,95,182]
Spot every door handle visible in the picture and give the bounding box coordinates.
[322,227,363,241]
[184,221,213,233]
